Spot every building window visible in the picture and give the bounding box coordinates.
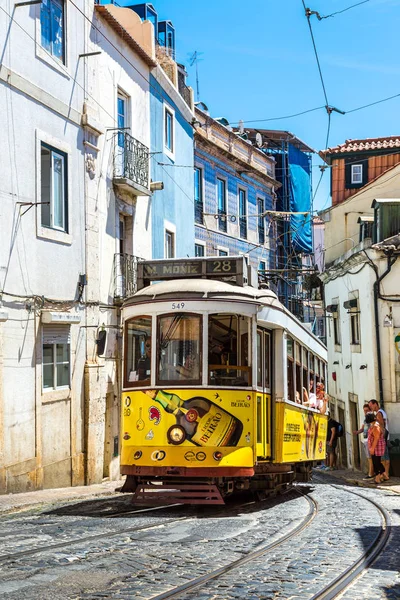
[333,312,341,346]
[217,178,227,232]
[164,107,174,153]
[117,93,127,148]
[350,311,360,345]
[258,197,265,244]
[165,230,175,258]
[41,143,67,232]
[351,164,363,184]
[239,189,247,239]
[42,326,70,390]
[194,167,203,224]
[40,0,65,62]
[195,243,205,257]
[218,249,228,257]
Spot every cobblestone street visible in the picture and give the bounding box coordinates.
[0,474,399,599]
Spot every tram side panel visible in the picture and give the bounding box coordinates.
[274,402,327,464]
[121,388,257,472]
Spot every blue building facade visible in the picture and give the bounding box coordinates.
[193,110,278,277]
[149,71,195,259]
[129,3,195,259]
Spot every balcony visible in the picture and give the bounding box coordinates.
[114,253,142,300]
[113,132,150,197]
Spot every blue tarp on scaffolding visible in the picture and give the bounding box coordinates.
[288,144,312,254]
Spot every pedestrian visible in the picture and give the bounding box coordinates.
[315,382,328,414]
[325,417,339,470]
[353,403,374,480]
[369,399,390,481]
[365,411,386,484]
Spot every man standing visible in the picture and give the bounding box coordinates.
[369,399,390,480]
[326,417,340,470]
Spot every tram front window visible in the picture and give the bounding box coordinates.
[208,314,251,387]
[125,316,152,385]
[157,314,202,384]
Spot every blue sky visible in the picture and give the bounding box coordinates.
[122,0,400,211]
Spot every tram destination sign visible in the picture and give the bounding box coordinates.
[137,256,246,290]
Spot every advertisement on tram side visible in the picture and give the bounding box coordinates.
[274,403,327,463]
[121,388,255,468]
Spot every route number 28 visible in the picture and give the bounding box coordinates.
[171,302,185,309]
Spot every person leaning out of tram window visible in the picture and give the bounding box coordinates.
[366,411,386,484]
[315,382,328,414]
[353,403,374,480]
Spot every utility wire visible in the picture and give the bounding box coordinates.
[317,0,370,19]
[302,0,329,107]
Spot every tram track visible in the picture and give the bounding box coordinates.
[310,483,391,600]
[147,481,391,600]
[148,492,319,600]
[0,503,188,564]
[0,495,273,564]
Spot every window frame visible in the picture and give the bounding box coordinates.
[40,0,65,64]
[216,176,227,232]
[257,197,265,244]
[164,104,175,159]
[351,164,363,184]
[194,241,206,257]
[124,315,153,389]
[165,229,175,258]
[40,141,68,233]
[194,166,204,225]
[42,340,70,391]
[238,187,247,239]
[156,312,203,387]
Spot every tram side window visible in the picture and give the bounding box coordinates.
[157,314,202,384]
[286,336,295,402]
[208,314,251,386]
[303,348,309,401]
[295,342,302,403]
[125,316,152,386]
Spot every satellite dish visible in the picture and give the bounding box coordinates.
[255,132,263,147]
[238,120,244,134]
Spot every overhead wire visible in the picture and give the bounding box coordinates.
[317,0,371,20]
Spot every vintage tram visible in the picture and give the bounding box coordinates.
[120,257,327,504]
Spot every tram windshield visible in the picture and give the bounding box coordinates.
[208,314,251,387]
[125,316,152,385]
[157,314,202,385]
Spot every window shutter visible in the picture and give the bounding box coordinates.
[345,161,352,188]
[43,325,71,345]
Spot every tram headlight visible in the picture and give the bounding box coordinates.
[167,425,186,445]
[133,450,142,460]
[213,451,223,461]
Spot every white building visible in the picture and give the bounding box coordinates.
[0,1,155,493]
[321,164,400,476]
[0,0,88,492]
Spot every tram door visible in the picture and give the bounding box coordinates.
[256,329,272,458]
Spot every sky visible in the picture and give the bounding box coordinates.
[121,0,400,212]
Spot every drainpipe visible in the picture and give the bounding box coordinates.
[373,250,397,408]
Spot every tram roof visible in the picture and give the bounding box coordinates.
[124,279,278,305]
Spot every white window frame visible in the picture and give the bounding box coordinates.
[216,175,228,232]
[163,103,175,160]
[41,143,67,232]
[217,246,229,257]
[238,186,248,239]
[351,164,363,184]
[164,220,176,258]
[36,130,72,245]
[194,240,206,257]
[42,333,71,392]
[35,0,69,75]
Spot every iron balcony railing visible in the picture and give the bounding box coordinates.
[114,132,149,191]
[178,76,192,108]
[114,253,142,300]
[195,199,204,224]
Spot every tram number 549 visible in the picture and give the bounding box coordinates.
[171,302,185,309]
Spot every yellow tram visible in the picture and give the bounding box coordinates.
[120,257,327,504]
